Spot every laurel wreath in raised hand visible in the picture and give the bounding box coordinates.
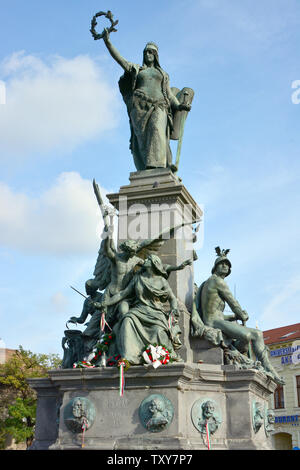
[90,10,118,40]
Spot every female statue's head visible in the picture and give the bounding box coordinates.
[144,254,168,278]
[143,42,161,68]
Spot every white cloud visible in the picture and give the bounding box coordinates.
[0,172,112,255]
[0,51,120,158]
[50,291,69,313]
[260,275,300,329]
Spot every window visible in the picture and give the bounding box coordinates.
[297,376,300,407]
[274,385,285,409]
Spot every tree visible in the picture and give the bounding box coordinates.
[0,346,61,449]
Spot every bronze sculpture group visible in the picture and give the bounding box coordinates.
[61,11,284,388]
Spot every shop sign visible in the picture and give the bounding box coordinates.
[275,415,299,424]
[271,345,300,358]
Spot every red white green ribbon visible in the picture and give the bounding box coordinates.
[100,312,105,332]
[73,361,95,369]
[206,421,211,450]
[81,417,88,448]
[100,312,112,332]
[119,361,125,396]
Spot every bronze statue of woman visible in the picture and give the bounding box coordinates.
[101,28,191,171]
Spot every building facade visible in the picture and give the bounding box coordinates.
[263,323,300,450]
[0,347,16,364]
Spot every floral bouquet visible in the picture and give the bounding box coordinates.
[142,344,172,369]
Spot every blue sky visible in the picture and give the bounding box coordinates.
[0,0,299,356]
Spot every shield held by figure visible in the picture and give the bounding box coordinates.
[170,87,194,140]
[170,87,195,172]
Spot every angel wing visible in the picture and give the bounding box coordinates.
[93,238,113,290]
[135,238,165,260]
[92,178,117,290]
[134,223,193,260]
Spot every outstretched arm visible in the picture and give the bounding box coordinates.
[165,258,192,274]
[103,28,131,72]
[69,298,91,324]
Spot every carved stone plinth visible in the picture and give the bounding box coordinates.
[28,363,276,450]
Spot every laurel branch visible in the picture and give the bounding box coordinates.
[90,10,118,41]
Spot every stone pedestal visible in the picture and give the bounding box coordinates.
[28,363,276,450]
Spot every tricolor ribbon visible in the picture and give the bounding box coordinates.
[81,417,88,448]
[206,421,211,450]
[73,361,95,369]
[119,361,125,396]
[100,312,112,332]
[100,312,105,332]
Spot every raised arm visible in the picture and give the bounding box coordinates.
[103,28,131,72]
[102,223,116,261]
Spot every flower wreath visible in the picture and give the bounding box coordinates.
[106,354,130,371]
[73,333,115,368]
[142,344,173,369]
[90,332,115,365]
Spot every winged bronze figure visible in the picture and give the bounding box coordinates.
[92,179,197,325]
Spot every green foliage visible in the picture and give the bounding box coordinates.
[4,398,36,445]
[0,346,62,448]
[0,346,61,394]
